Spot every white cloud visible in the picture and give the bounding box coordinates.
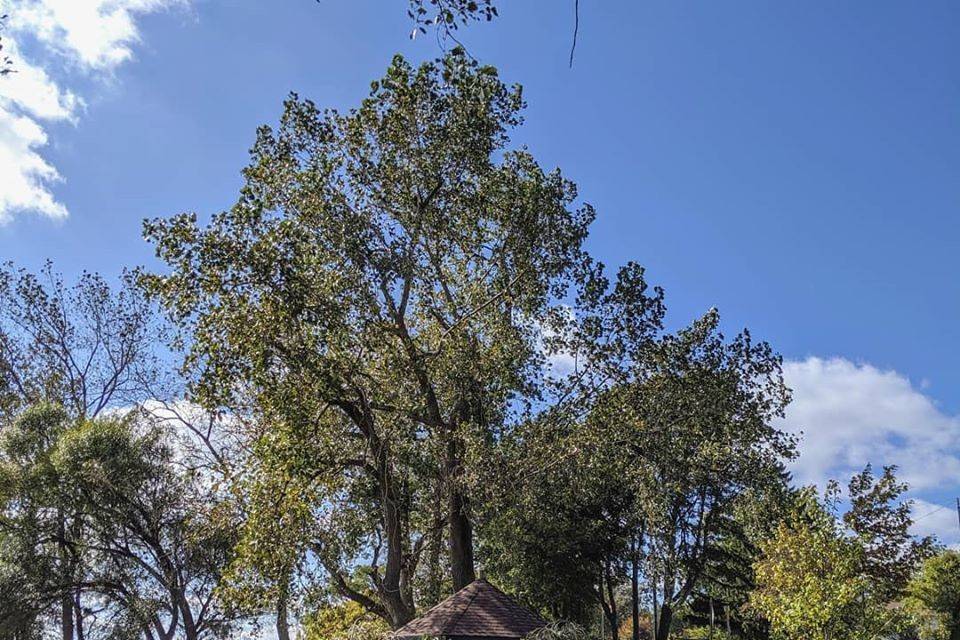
[0,0,186,223]
[780,356,960,493]
[0,106,67,220]
[910,499,959,546]
[9,0,185,70]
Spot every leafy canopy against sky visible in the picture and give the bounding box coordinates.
[0,0,958,545]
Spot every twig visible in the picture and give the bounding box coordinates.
[569,0,580,68]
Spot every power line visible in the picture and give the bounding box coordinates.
[913,504,948,523]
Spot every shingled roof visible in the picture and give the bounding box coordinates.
[393,579,547,639]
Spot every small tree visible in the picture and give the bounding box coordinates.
[906,551,960,640]
[751,495,865,640]
[750,486,911,640]
[844,464,935,600]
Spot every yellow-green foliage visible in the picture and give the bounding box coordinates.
[751,517,864,640]
[300,600,390,640]
[905,550,960,640]
[749,490,908,640]
[681,627,738,640]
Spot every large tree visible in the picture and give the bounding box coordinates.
[587,310,795,640]
[142,50,594,628]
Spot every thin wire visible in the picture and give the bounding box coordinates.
[913,504,947,522]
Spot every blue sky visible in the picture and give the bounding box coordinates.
[1,0,959,542]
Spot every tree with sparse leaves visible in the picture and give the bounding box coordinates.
[407,0,498,38]
[0,262,166,423]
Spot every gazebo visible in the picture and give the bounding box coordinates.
[393,579,547,640]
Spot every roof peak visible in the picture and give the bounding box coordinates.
[393,579,546,639]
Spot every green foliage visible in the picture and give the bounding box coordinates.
[751,502,864,640]
[0,403,239,639]
[682,628,739,640]
[0,46,939,640]
[527,621,598,640]
[750,486,912,640]
[0,403,72,634]
[301,600,390,640]
[407,0,498,36]
[143,49,595,626]
[905,551,960,640]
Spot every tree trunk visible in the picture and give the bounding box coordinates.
[725,604,731,635]
[447,438,475,591]
[59,513,74,640]
[178,592,200,640]
[60,594,74,640]
[630,537,640,640]
[377,441,416,627]
[276,591,291,640]
[709,597,715,640]
[425,484,444,607]
[74,590,85,640]
[600,562,619,640]
[651,584,658,640]
[655,603,672,640]
[448,489,475,590]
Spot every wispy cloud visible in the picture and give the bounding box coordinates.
[0,0,186,223]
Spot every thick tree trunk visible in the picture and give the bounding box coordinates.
[655,604,672,640]
[340,399,416,629]
[447,439,475,591]
[60,595,74,640]
[425,484,444,607]
[276,592,291,640]
[448,488,475,590]
[178,593,200,640]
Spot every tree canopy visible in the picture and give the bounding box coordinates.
[0,41,947,640]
